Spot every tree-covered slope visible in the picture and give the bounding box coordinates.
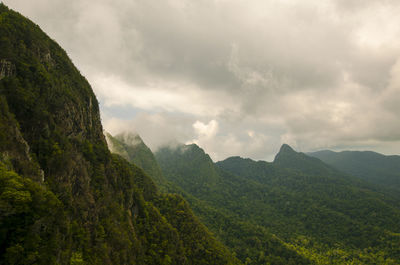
[105,135,306,264]
[105,132,166,186]
[0,4,240,264]
[308,150,400,192]
[155,144,313,265]
[219,147,400,242]
[156,144,222,197]
[156,143,400,264]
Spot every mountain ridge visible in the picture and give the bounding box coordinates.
[0,5,240,264]
[105,131,166,186]
[155,142,400,264]
[308,149,400,193]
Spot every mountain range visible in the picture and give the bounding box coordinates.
[108,134,400,264]
[1,3,400,265]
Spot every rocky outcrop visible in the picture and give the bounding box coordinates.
[0,96,42,181]
[0,59,15,80]
[36,48,55,68]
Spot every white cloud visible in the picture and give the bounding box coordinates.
[192,120,219,139]
[5,0,400,159]
[93,74,235,116]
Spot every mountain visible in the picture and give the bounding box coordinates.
[155,144,311,265]
[105,132,166,186]
[273,144,340,177]
[106,136,308,264]
[308,150,400,192]
[4,3,399,264]
[155,143,400,264]
[156,144,222,197]
[0,4,240,264]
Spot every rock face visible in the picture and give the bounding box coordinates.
[0,59,15,80]
[37,49,55,68]
[0,4,240,265]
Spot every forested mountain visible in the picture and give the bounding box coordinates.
[105,135,307,264]
[2,3,400,265]
[105,132,166,186]
[0,4,240,264]
[155,144,311,265]
[308,150,400,192]
[273,144,340,177]
[154,143,400,264]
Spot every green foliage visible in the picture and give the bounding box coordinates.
[155,144,311,265]
[105,132,166,187]
[156,144,221,197]
[155,143,400,264]
[70,252,85,265]
[217,146,400,264]
[0,163,67,265]
[154,193,241,265]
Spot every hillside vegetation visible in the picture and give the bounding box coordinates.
[0,4,240,264]
[109,130,400,264]
[156,144,400,264]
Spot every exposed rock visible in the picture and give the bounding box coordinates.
[14,123,32,162]
[36,48,55,68]
[39,169,45,182]
[0,59,16,80]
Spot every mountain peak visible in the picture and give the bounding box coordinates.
[115,132,143,147]
[274,144,340,176]
[273,144,296,162]
[279,143,295,153]
[155,143,221,191]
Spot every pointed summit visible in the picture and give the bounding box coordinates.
[279,143,295,153]
[274,144,338,176]
[273,144,296,163]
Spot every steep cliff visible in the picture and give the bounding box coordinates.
[0,4,240,265]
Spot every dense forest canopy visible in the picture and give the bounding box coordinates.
[109,133,400,264]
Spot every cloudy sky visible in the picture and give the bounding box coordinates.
[4,0,400,161]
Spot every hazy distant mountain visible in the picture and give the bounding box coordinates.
[308,150,400,192]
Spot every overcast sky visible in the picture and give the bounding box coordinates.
[4,0,400,161]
